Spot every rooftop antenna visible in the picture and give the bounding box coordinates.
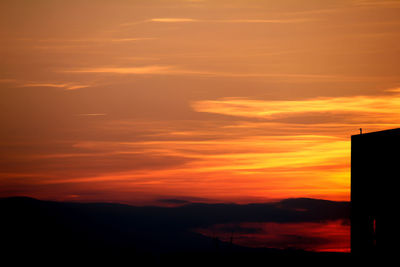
[360,128,363,134]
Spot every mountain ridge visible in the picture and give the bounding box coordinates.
[0,196,350,264]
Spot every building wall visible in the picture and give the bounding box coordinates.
[351,128,400,257]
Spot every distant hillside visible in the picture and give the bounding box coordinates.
[0,197,350,264]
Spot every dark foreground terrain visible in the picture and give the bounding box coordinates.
[1,197,351,265]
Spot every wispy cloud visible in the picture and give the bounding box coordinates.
[353,0,400,7]
[147,17,313,24]
[63,65,398,84]
[24,37,156,50]
[150,18,198,23]
[0,79,17,83]
[78,113,107,117]
[32,37,156,43]
[385,87,400,93]
[21,83,90,90]
[65,65,175,75]
[109,38,156,42]
[213,18,315,24]
[192,94,400,122]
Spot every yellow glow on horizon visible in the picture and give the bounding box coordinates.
[26,134,350,202]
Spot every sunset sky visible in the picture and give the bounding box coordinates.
[1,0,400,205]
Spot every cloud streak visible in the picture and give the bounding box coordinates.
[29,37,156,44]
[20,83,90,90]
[65,65,174,75]
[150,18,198,23]
[149,17,313,23]
[63,65,395,83]
[192,94,400,121]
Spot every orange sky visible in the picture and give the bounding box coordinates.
[1,0,400,205]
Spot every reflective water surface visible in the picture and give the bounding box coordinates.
[195,219,350,252]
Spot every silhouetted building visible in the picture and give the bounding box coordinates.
[351,128,400,257]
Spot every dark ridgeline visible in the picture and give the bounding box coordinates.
[0,197,350,265]
[351,128,400,258]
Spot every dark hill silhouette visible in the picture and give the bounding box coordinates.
[0,197,350,265]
